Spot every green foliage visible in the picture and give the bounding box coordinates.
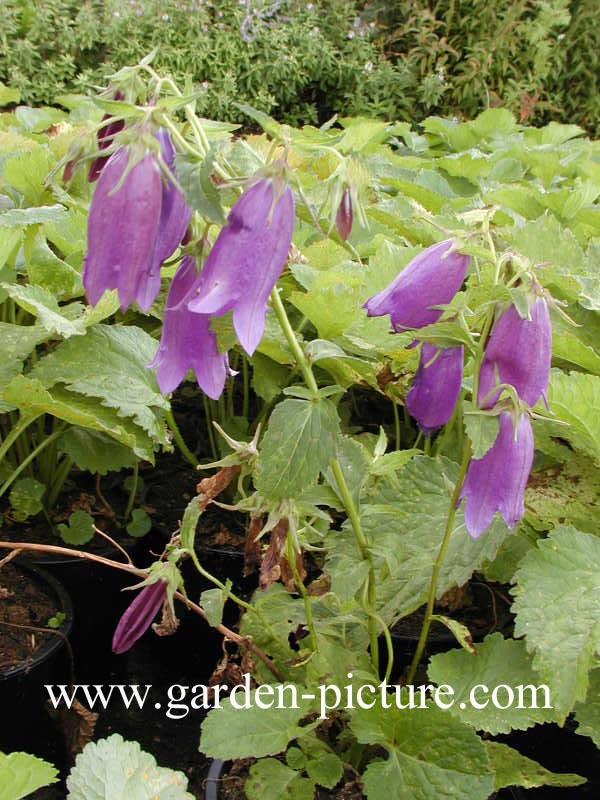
[0,751,58,800]
[485,742,585,790]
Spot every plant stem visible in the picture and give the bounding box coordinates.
[0,425,66,498]
[330,457,379,675]
[165,408,198,467]
[393,402,401,450]
[125,461,139,520]
[406,440,472,684]
[47,456,73,510]
[202,395,219,461]
[0,414,42,466]
[286,531,318,652]
[269,288,319,397]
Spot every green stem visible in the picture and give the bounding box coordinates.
[47,456,73,510]
[286,532,318,652]
[0,425,66,498]
[202,395,218,461]
[165,408,198,468]
[0,414,42,468]
[125,460,139,520]
[330,457,379,675]
[393,402,401,450]
[242,357,250,421]
[406,440,472,684]
[270,288,319,396]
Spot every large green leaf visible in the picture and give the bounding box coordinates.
[200,693,313,760]
[512,526,600,719]
[246,759,314,800]
[0,751,57,800]
[350,701,494,800]
[540,371,600,461]
[525,457,600,534]
[485,742,585,790]
[66,734,193,799]
[23,226,82,299]
[327,455,508,623]
[59,428,137,474]
[574,669,600,747]
[428,633,558,733]
[29,325,170,446]
[256,398,340,500]
[1,283,85,338]
[3,376,157,461]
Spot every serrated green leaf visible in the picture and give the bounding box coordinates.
[0,751,58,800]
[350,700,494,800]
[0,83,20,107]
[23,226,82,299]
[256,398,340,499]
[3,376,157,462]
[542,371,600,461]
[58,510,95,545]
[428,633,557,733]
[200,693,312,760]
[245,758,314,800]
[0,205,69,229]
[66,733,193,799]
[200,583,231,627]
[513,526,600,719]
[2,149,55,206]
[251,352,289,403]
[304,752,343,789]
[59,428,137,474]
[9,477,45,521]
[463,410,499,459]
[485,742,586,790]
[14,106,65,133]
[525,457,600,534]
[574,669,600,747]
[175,149,225,225]
[29,325,170,446]
[1,283,85,338]
[126,508,151,538]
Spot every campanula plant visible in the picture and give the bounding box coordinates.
[4,62,600,799]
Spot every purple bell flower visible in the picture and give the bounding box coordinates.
[112,579,167,654]
[478,297,551,408]
[406,343,464,435]
[336,187,353,241]
[363,238,470,331]
[83,130,192,312]
[148,256,229,399]
[459,411,534,538]
[187,177,295,355]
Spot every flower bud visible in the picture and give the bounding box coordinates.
[459,411,534,538]
[335,187,353,241]
[112,579,167,654]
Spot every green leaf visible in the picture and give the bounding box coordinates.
[200,693,312,760]
[525,456,600,534]
[126,508,151,538]
[29,325,170,446]
[0,82,20,106]
[59,428,137,475]
[9,477,45,521]
[485,742,586,790]
[428,633,557,733]
[66,733,193,799]
[200,582,232,627]
[1,283,85,338]
[14,106,66,133]
[179,497,201,552]
[574,669,600,747]
[175,149,225,225]
[463,409,499,459]
[343,455,508,622]
[251,352,289,403]
[0,751,58,800]
[3,376,157,462]
[256,398,340,500]
[539,371,600,461]
[350,700,494,800]
[245,759,314,800]
[2,149,55,206]
[513,526,600,719]
[23,226,82,299]
[0,205,69,228]
[57,510,95,545]
[429,615,476,654]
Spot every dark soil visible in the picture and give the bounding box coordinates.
[0,563,63,671]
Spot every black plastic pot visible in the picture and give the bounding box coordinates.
[0,563,74,754]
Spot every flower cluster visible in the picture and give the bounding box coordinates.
[364,238,470,434]
[364,240,552,539]
[83,128,192,312]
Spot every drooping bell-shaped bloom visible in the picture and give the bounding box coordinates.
[459,411,534,538]
[112,579,167,654]
[88,92,126,182]
[478,297,551,408]
[83,129,192,312]
[187,177,295,355]
[148,256,229,399]
[336,187,353,241]
[363,238,470,331]
[406,343,464,435]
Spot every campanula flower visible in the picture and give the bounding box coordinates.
[148,256,229,399]
[363,238,470,331]
[459,411,534,538]
[187,177,295,355]
[112,579,167,654]
[478,297,551,408]
[406,343,464,434]
[88,91,125,182]
[83,130,192,312]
